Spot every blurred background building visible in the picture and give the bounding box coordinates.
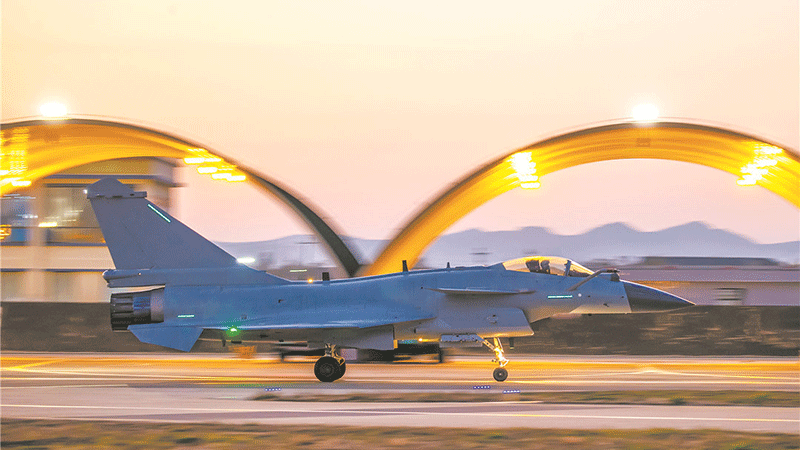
[613,257,798,306]
[1,158,178,302]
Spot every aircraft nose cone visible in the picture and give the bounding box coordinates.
[623,281,694,312]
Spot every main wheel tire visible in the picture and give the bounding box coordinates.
[314,356,341,382]
[493,367,508,382]
[338,360,346,377]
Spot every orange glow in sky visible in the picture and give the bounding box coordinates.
[2,1,798,245]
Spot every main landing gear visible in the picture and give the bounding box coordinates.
[482,337,509,382]
[314,344,346,382]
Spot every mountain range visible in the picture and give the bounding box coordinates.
[216,221,799,269]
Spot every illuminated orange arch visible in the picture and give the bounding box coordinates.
[0,118,363,277]
[363,121,800,276]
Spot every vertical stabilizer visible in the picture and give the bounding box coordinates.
[87,178,237,270]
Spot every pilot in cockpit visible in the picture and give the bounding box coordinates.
[503,256,593,277]
[540,259,550,274]
[525,259,541,273]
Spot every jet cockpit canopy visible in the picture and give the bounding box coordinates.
[502,256,592,277]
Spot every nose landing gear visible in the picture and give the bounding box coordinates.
[482,337,509,382]
[314,344,346,382]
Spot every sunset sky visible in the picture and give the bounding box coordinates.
[3,1,798,247]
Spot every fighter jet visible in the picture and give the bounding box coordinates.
[88,178,693,382]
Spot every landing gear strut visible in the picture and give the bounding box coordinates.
[482,337,509,382]
[314,344,346,382]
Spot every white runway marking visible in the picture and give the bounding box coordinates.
[3,402,798,424]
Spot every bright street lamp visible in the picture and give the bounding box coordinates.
[631,104,659,122]
[40,102,67,118]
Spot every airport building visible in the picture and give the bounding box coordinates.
[1,158,178,303]
[617,257,799,306]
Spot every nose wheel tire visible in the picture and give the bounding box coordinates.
[314,356,342,382]
[493,367,508,382]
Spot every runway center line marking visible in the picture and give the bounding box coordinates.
[2,403,799,424]
[499,368,800,381]
[634,368,800,381]
[0,375,224,381]
[1,368,246,380]
[2,359,66,371]
[511,380,798,386]
[1,404,335,413]
[0,384,130,390]
[497,413,799,423]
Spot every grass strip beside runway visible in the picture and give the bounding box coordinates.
[2,419,798,449]
[253,390,800,407]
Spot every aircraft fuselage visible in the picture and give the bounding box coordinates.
[113,264,631,352]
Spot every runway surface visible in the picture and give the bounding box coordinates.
[2,353,798,432]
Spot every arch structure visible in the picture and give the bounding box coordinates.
[363,121,799,276]
[0,117,363,277]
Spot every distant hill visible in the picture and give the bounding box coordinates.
[216,221,800,269]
